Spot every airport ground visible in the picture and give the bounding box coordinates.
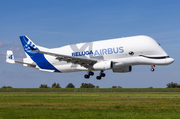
[0,90,180,119]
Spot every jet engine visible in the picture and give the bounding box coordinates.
[113,66,132,73]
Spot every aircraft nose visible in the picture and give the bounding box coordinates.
[166,58,175,64]
[170,58,175,63]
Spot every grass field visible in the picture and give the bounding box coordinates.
[0,92,180,119]
[1,88,180,92]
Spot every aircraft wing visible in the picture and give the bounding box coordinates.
[34,50,97,68]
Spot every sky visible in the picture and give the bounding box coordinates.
[0,0,180,88]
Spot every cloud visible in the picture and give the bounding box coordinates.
[0,42,22,51]
[7,42,23,51]
[0,42,25,62]
[0,53,6,63]
[0,42,5,48]
[0,52,25,63]
[14,53,26,61]
[0,53,5,59]
[8,46,23,51]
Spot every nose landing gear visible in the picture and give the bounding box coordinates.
[151,65,155,72]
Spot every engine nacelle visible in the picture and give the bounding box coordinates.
[113,66,132,73]
[93,61,113,70]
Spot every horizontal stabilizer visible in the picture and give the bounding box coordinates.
[6,50,15,64]
[6,50,36,67]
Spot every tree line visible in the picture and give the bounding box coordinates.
[39,82,124,88]
[166,82,180,88]
[38,82,180,88]
[39,83,96,88]
[1,82,180,88]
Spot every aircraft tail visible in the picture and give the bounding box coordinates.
[6,50,37,68]
[6,50,15,64]
[19,35,41,55]
[19,35,58,70]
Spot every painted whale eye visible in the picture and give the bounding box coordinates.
[129,51,134,56]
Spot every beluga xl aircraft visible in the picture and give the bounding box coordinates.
[6,35,174,80]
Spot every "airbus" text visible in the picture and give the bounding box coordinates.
[72,47,124,57]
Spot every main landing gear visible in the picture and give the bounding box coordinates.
[151,65,155,72]
[84,71,94,79]
[96,71,106,80]
[84,71,106,80]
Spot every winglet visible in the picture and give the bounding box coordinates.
[6,50,15,64]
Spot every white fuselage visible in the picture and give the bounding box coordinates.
[6,35,174,79]
[38,35,174,73]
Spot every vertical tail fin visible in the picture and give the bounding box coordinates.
[19,35,39,55]
[19,35,58,70]
[6,50,15,64]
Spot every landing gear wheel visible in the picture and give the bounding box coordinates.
[150,65,155,72]
[84,74,90,79]
[100,73,106,77]
[96,76,101,80]
[151,68,155,72]
[89,72,94,76]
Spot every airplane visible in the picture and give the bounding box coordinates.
[6,35,174,80]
